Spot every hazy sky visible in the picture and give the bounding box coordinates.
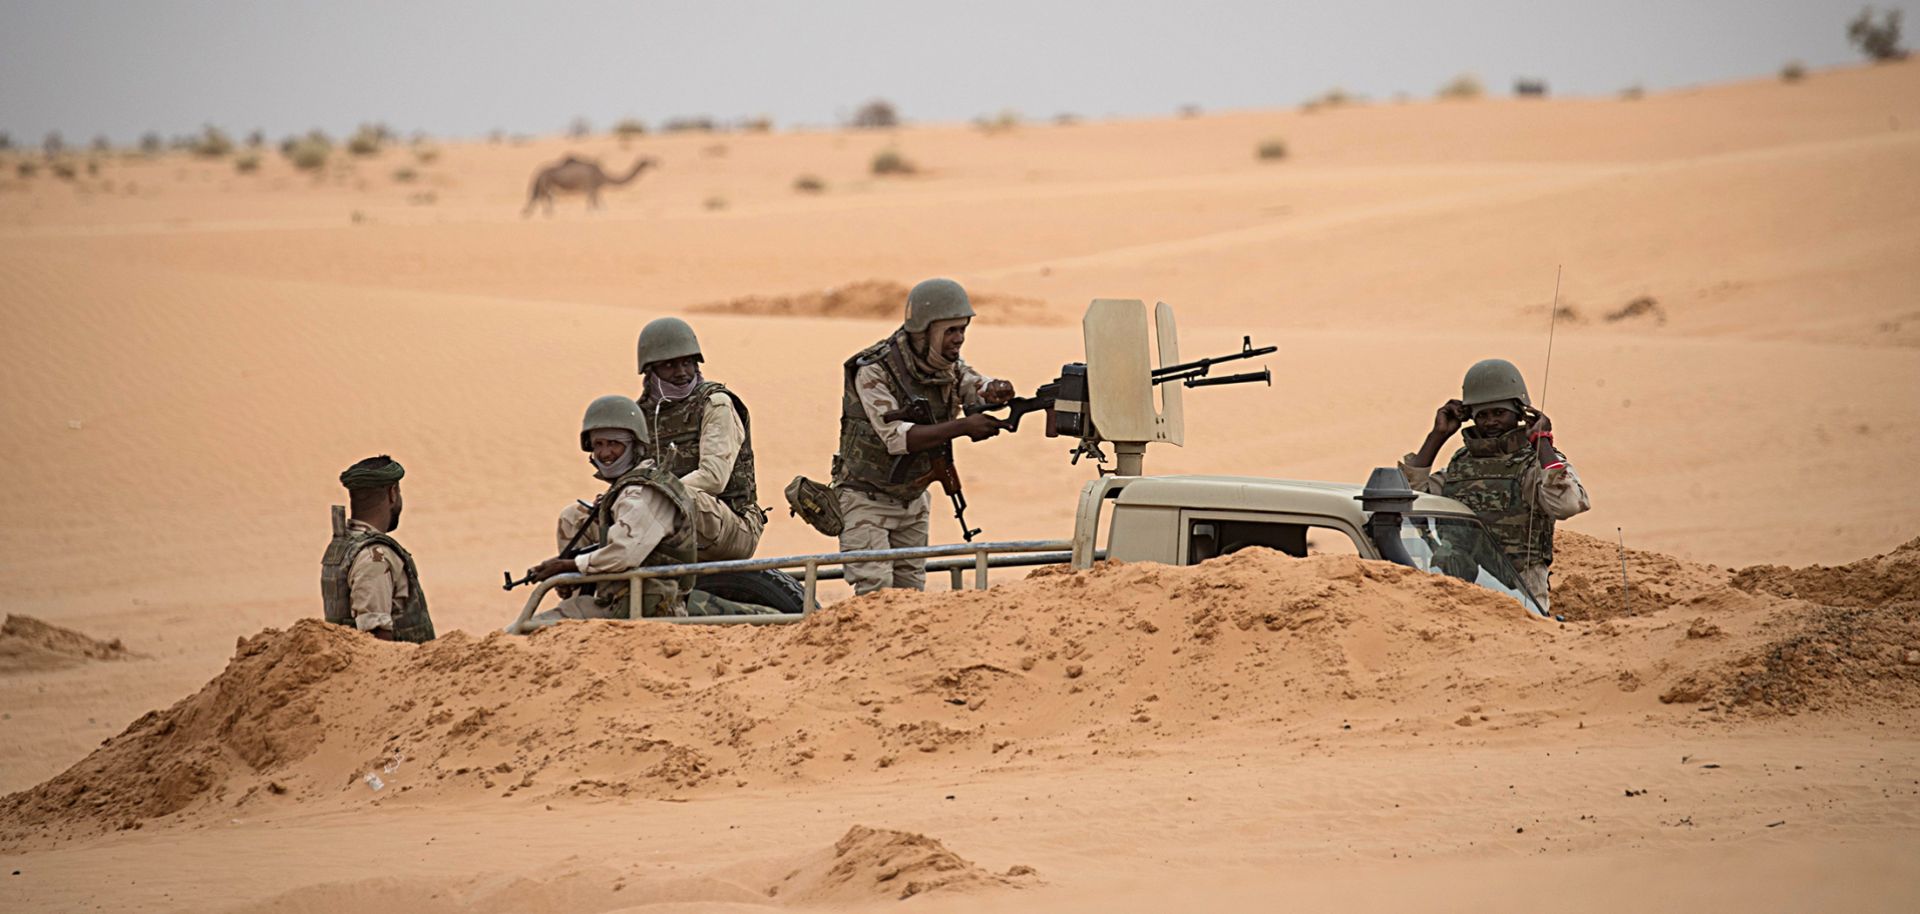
[0,0,1902,144]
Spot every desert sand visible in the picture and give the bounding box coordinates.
[1,62,1917,912]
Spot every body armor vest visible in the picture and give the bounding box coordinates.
[639,380,763,522]
[833,333,958,503]
[320,506,436,643]
[1440,427,1557,569]
[587,464,699,618]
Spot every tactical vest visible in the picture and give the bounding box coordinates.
[1440,427,1557,569]
[832,334,958,503]
[639,381,762,522]
[587,464,699,618]
[320,506,436,643]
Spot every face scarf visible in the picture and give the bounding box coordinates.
[649,370,703,402]
[590,432,641,481]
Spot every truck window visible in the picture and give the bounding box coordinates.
[1189,520,1352,563]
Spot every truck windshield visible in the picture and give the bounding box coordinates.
[1389,515,1546,617]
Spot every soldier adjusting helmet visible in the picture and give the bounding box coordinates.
[903,278,975,332]
[580,394,650,451]
[1461,358,1531,416]
[636,317,703,373]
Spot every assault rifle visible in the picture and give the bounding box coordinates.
[503,498,600,590]
[881,397,985,541]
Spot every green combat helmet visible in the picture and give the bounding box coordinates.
[581,394,650,450]
[636,317,703,373]
[1461,358,1531,415]
[904,277,975,332]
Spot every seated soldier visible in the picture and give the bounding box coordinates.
[521,395,770,627]
[634,317,764,561]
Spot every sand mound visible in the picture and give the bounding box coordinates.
[771,825,1031,903]
[1730,536,1920,607]
[1547,530,1731,622]
[691,279,1060,324]
[0,614,133,673]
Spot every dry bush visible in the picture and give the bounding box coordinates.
[1513,78,1548,97]
[50,159,76,180]
[851,99,898,129]
[192,126,234,158]
[568,116,593,138]
[0,132,11,151]
[246,129,265,148]
[139,132,163,156]
[1177,103,1202,118]
[662,116,717,133]
[1438,73,1484,100]
[1781,60,1808,82]
[703,195,727,211]
[412,146,440,165]
[1255,138,1288,161]
[613,118,647,139]
[346,127,384,157]
[1620,84,1646,100]
[286,135,330,172]
[90,135,112,153]
[871,148,915,176]
[16,160,37,178]
[391,166,418,183]
[43,132,64,156]
[1848,7,1908,61]
[1301,87,1356,112]
[973,109,1021,134]
[739,116,773,132]
[1053,112,1081,126]
[793,173,826,193]
[233,152,261,174]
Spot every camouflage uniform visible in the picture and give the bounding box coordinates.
[833,328,999,594]
[639,381,764,561]
[320,518,435,642]
[530,461,698,625]
[1399,427,1590,612]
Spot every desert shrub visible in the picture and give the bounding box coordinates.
[488,129,506,144]
[568,116,593,138]
[287,136,330,171]
[16,159,37,178]
[90,135,112,153]
[0,132,11,150]
[662,116,717,132]
[793,173,826,193]
[86,158,100,176]
[43,132,64,156]
[871,148,915,175]
[139,132,163,156]
[1177,103,1202,118]
[192,126,234,158]
[392,166,418,182]
[739,116,773,133]
[407,190,437,206]
[612,118,647,139]
[246,129,265,148]
[702,143,729,157]
[1620,84,1646,100]
[1779,61,1808,82]
[234,152,261,173]
[1302,87,1355,112]
[50,159,76,180]
[703,195,727,211]
[1514,78,1548,97]
[1255,138,1288,161]
[1438,73,1484,99]
[851,99,898,129]
[1848,7,1908,61]
[346,125,386,156]
[412,146,440,164]
[974,109,1021,134]
[1053,112,1081,126]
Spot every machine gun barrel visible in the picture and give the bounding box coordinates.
[1150,336,1276,385]
[1181,368,1271,388]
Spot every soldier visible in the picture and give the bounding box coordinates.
[832,278,1014,594]
[1399,358,1591,612]
[320,455,436,642]
[522,396,769,626]
[635,317,764,562]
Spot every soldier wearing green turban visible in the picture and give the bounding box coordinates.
[1399,359,1591,612]
[321,455,436,642]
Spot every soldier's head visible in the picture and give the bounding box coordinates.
[1460,358,1531,436]
[903,278,975,367]
[340,455,405,532]
[637,317,704,393]
[580,394,649,480]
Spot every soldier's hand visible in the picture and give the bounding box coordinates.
[1524,407,1553,438]
[982,379,1016,405]
[957,412,1005,441]
[530,557,577,582]
[1432,399,1467,437]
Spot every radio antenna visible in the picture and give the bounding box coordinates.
[1540,265,1562,410]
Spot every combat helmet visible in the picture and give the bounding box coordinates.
[904,278,975,332]
[636,317,703,373]
[580,394,650,451]
[1461,358,1531,415]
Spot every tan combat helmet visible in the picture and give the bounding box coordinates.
[580,394,650,451]
[636,317,703,373]
[904,278,975,332]
[1461,358,1531,414]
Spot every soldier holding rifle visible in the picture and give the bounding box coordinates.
[831,278,1014,595]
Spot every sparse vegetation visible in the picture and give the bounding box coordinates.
[16,160,37,178]
[1620,84,1646,100]
[1514,78,1548,97]
[139,132,163,156]
[703,195,728,211]
[43,132,64,157]
[793,173,826,193]
[346,124,387,156]
[871,148,915,176]
[702,143,729,158]
[0,132,11,151]
[739,116,773,133]
[1053,113,1081,126]
[285,133,331,172]
[412,146,440,165]
[1438,73,1485,100]
[568,117,593,138]
[192,126,234,158]
[612,118,647,140]
[974,109,1021,134]
[852,99,899,129]
[246,129,265,148]
[1177,104,1202,118]
[1301,88,1355,112]
[1781,60,1808,82]
[90,135,112,153]
[85,158,101,177]
[234,152,261,174]
[1255,138,1288,161]
[661,116,717,133]
[1848,7,1907,61]
[392,166,418,183]
[50,159,77,180]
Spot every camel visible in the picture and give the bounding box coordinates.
[522,154,657,216]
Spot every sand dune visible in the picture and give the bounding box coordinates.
[1,61,1918,912]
